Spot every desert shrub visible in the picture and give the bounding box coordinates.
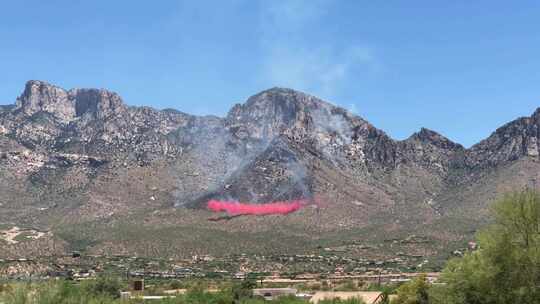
[231,280,256,303]
[169,280,183,290]
[0,282,11,293]
[335,280,358,291]
[1,283,30,304]
[321,281,331,291]
[81,276,123,299]
[308,283,322,291]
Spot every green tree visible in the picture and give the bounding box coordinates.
[392,274,430,304]
[232,279,256,304]
[378,285,394,304]
[435,189,540,304]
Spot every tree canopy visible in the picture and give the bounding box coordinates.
[434,189,540,304]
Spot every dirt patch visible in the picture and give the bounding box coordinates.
[0,227,48,244]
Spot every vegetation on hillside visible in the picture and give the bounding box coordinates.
[0,279,367,304]
[391,189,540,304]
[2,189,539,304]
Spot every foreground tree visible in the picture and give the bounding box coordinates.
[232,279,256,304]
[391,274,430,304]
[435,189,540,304]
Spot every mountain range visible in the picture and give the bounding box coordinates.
[0,80,539,261]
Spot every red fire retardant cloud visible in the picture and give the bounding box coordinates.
[207,199,305,215]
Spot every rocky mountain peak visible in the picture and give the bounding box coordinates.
[226,87,370,144]
[408,128,463,150]
[69,88,127,120]
[4,80,538,173]
[532,107,540,119]
[16,80,75,122]
[241,87,344,120]
[467,108,540,166]
[14,81,127,122]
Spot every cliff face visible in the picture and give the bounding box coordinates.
[467,109,540,167]
[0,80,539,258]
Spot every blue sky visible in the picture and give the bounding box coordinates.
[1,1,539,147]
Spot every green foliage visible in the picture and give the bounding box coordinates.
[435,189,540,304]
[181,287,233,304]
[81,276,123,299]
[12,232,34,243]
[169,280,183,290]
[0,279,381,304]
[391,274,430,304]
[55,224,98,252]
[0,282,10,293]
[232,280,256,303]
[2,284,30,304]
[378,285,396,304]
[334,280,359,291]
[0,281,123,304]
[4,190,540,304]
[321,281,331,291]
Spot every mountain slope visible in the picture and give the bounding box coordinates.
[0,80,538,261]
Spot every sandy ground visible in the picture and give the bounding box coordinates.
[0,226,46,244]
[310,291,383,304]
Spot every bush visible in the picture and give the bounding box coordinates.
[1,281,123,304]
[434,189,540,304]
[232,280,256,303]
[335,280,359,291]
[82,276,123,299]
[391,274,430,304]
[2,284,30,304]
[169,280,183,290]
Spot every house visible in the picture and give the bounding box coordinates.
[310,291,384,304]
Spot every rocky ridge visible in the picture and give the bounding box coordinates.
[0,80,539,259]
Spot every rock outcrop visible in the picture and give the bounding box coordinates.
[467,109,540,167]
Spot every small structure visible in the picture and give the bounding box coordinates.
[253,288,297,300]
[234,272,246,280]
[120,291,131,300]
[133,279,145,291]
